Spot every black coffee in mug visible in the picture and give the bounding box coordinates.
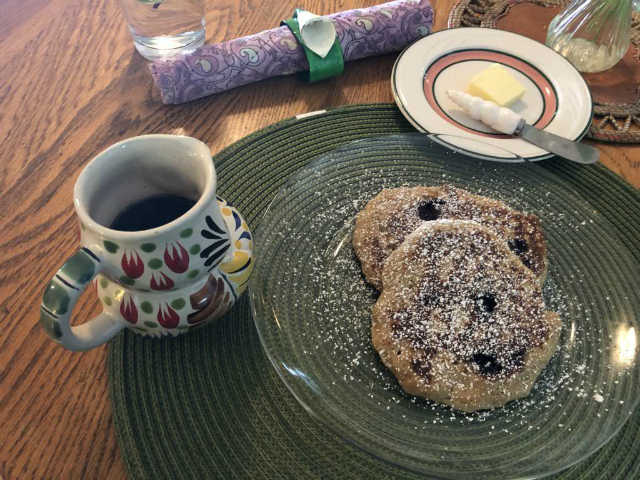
[41,135,253,353]
[110,194,196,232]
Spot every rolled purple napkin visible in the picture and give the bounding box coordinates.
[150,0,434,104]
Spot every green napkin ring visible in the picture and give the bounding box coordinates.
[281,9,344,83]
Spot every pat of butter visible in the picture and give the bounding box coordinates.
[467,64,525,108]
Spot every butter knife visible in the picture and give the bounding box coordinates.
[446,90,599,164]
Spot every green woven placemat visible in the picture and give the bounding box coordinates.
[109,103,639,479]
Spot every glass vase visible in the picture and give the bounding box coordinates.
[546,0,632,73]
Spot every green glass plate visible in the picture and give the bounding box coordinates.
[250,134,639,479]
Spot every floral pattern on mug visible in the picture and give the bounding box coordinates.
[40,135,254,350]
[88,199,253,337]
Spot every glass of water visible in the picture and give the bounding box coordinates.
[118,0,205,61]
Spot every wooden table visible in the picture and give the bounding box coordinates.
[1,0,638,477]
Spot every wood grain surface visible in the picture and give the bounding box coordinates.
[0,0,638,478]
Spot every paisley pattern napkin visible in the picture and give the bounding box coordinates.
[150,0,434,104]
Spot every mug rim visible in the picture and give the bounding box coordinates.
[74,134,216,240]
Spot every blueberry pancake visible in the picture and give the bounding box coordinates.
[371,220,561,412]
[353,186,547,291]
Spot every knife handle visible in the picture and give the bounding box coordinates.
[446,90,522,135]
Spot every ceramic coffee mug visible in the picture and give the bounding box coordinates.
[40,135,253,351]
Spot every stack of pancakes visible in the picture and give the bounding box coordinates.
[353,186,560,412]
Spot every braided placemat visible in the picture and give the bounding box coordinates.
[448,0,640,144]
[109,103,639,479]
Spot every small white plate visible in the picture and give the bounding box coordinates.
[392,28,593,161]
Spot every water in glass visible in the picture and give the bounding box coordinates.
[118,0,205,61]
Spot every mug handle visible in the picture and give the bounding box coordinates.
[40,248,124,351]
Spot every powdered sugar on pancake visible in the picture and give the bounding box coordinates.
[353,186,547,291]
